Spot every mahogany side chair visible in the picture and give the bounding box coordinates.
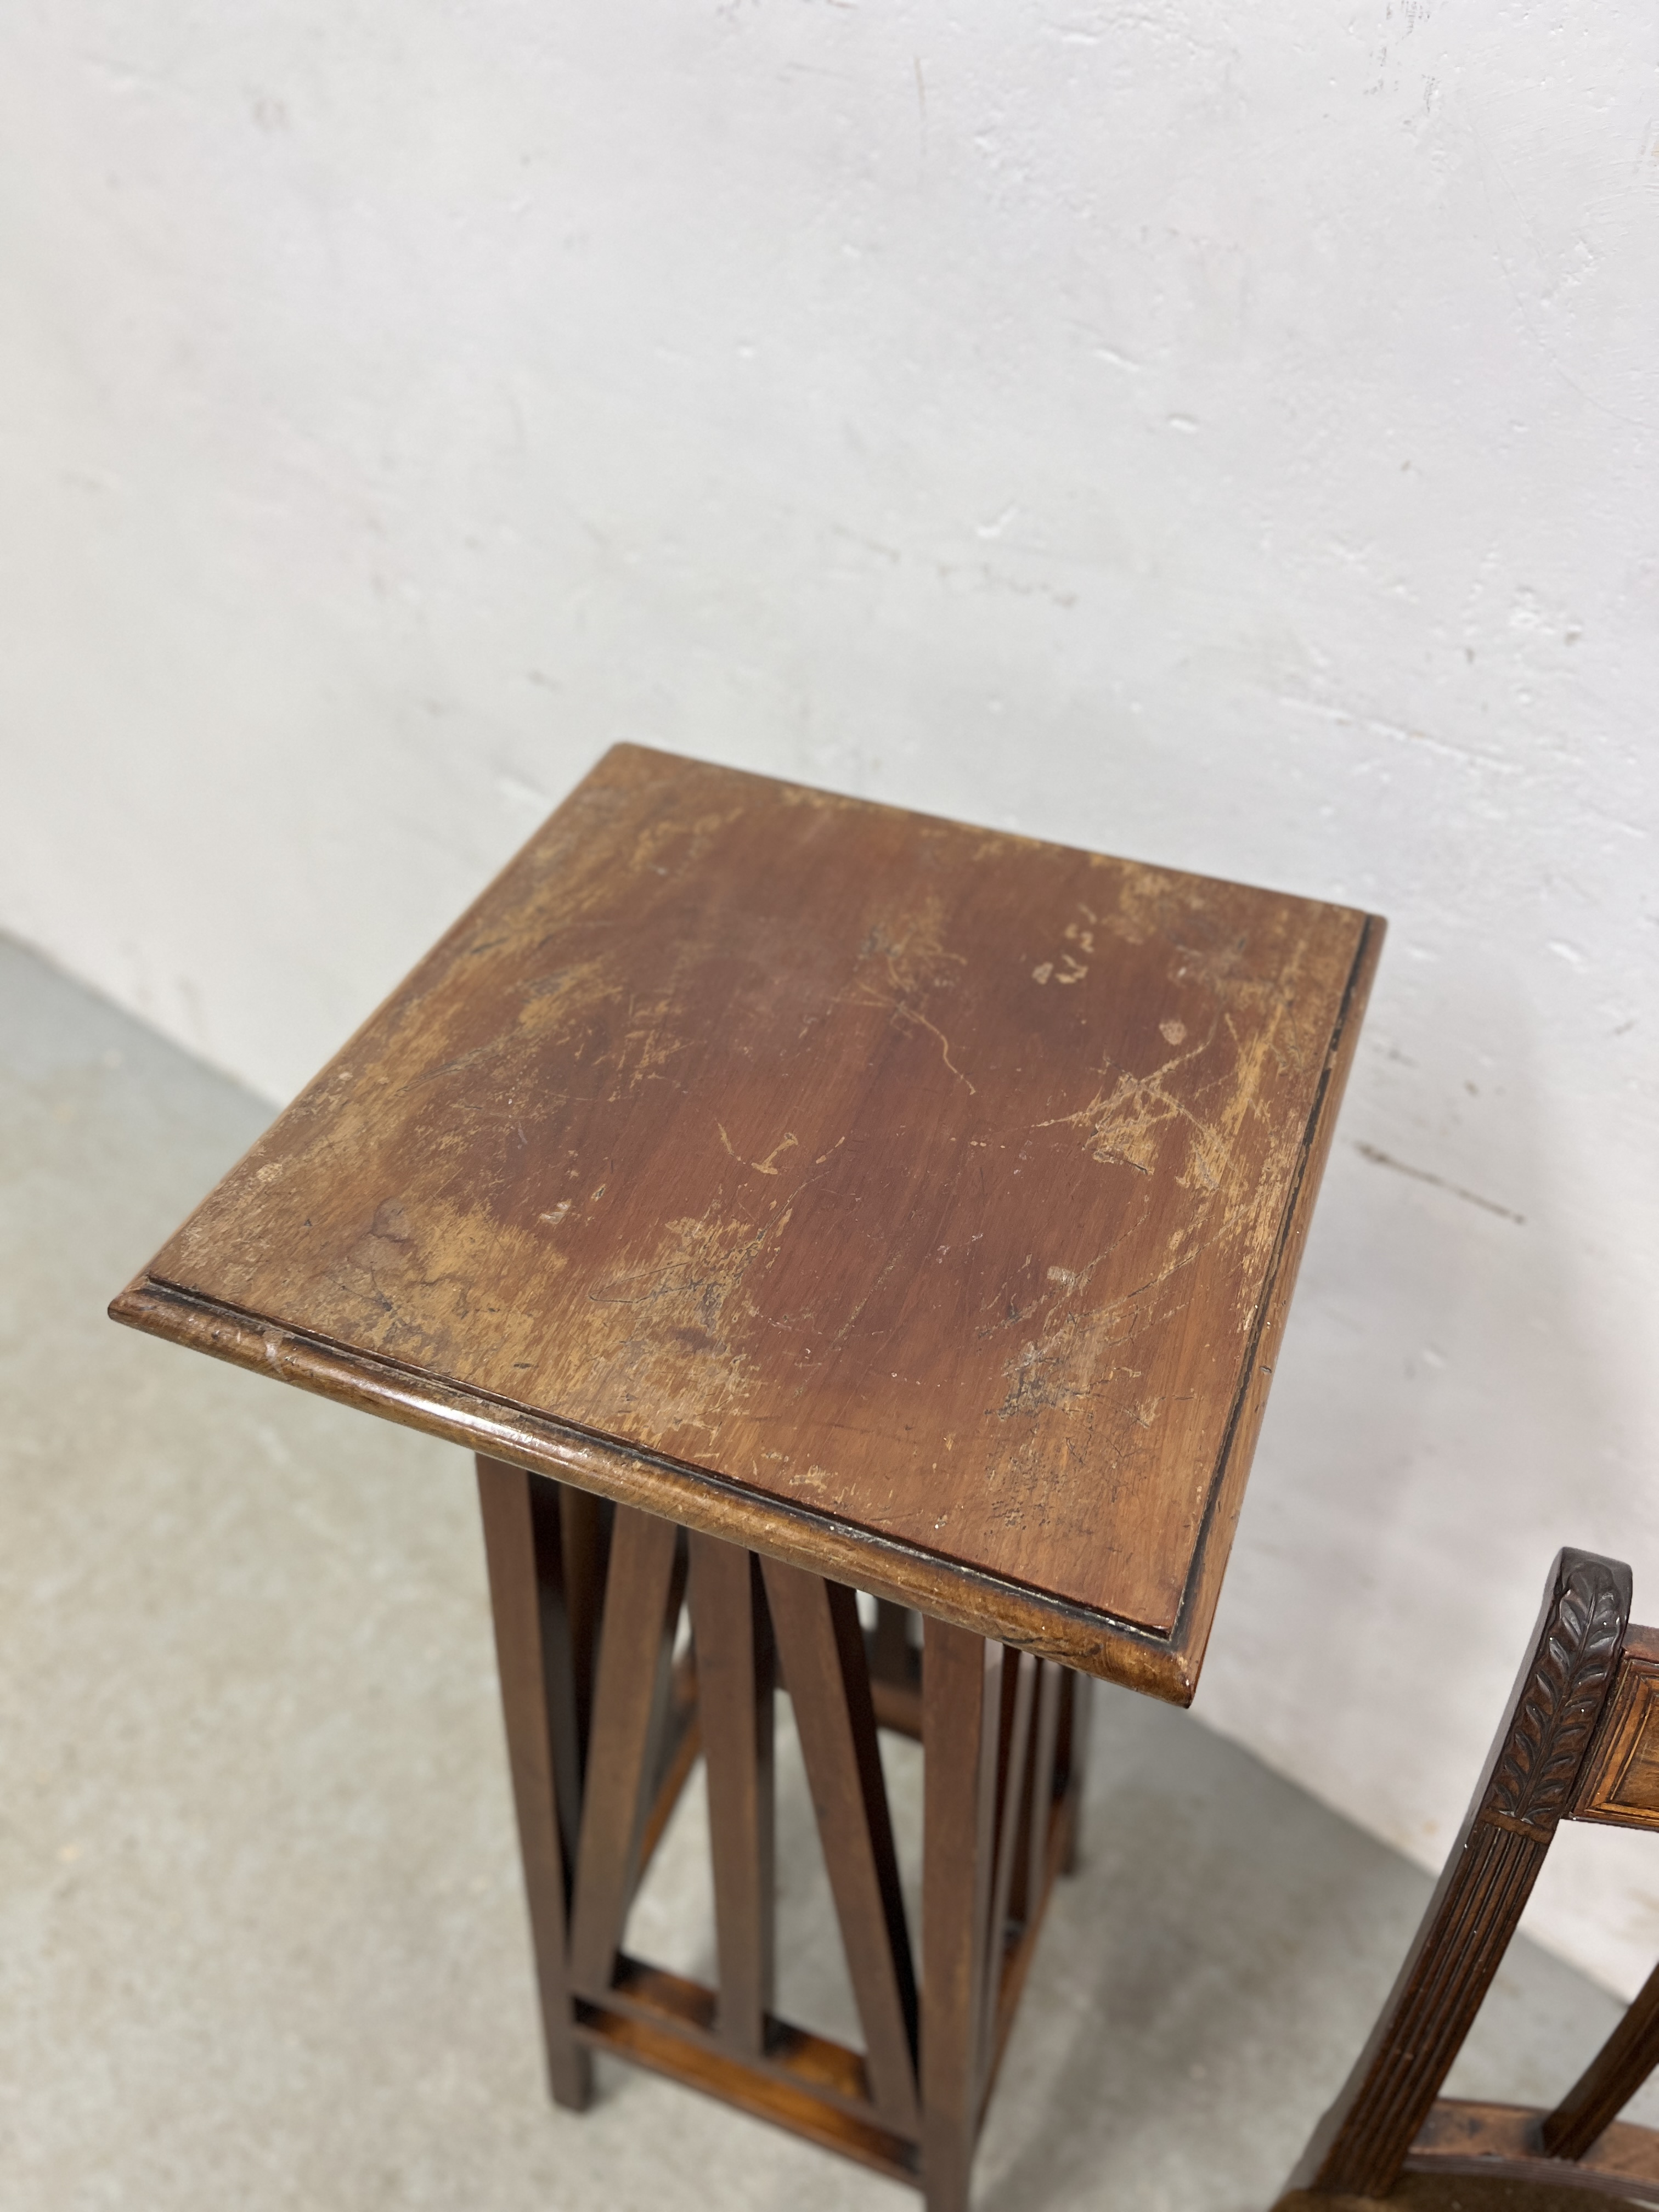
[1277,1547,1659,2212]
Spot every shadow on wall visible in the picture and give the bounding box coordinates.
[1195,954,1654,1991]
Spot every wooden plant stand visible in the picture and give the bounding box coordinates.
[112,746,1380,2208]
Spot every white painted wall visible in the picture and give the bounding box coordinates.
[5,4,1657,1994]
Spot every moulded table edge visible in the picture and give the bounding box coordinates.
[109,1272,1202,1703]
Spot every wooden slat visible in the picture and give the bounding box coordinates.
[978,1649,1038,2090]
[870,1601,924,1738]
[870,1674,924,1741]
[687,1534,777,2056]
[575,1973,921,2188]
[567,1504,687,1999]
[635,1644,701,1877]
[761,1559,919,2133]
[1056,1667,1092,1874]
[922,1617,1002,2212]
[474,1455,591,2111]
[1001,1673,1041,1938]
[982,1773,1075,2119]
[1015,1660,1064,1928]
[1543,1956,1659,2160]
[517,1472,584,1879]
[558,1485,613,1778]
[594,1954,912,2136]
[872,1601,913,1684]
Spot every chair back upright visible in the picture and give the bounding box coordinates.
[1285,1548,1659,2202]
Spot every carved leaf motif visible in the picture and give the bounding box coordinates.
[1485,1560,1626,1831]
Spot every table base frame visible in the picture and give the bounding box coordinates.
[477,1455,1089,2210]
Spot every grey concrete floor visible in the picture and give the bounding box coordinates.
[1,931,1642,2211]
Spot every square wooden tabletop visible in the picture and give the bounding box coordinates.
[113,746,1381,1699]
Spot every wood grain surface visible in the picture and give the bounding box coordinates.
[112,745,1380,1694]
[1575,1631,1659,1835]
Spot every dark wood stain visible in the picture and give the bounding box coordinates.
[1280,1550,1659,2209]
[472,1459,1090,2203]
[112,744,1380,1696]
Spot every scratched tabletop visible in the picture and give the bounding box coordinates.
[114,747,1381,1698]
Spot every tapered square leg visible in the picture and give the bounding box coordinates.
[922,1618,1003,2212]
[476,1454,593,2112]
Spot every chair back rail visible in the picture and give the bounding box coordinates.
[1280,1549,1659,2203]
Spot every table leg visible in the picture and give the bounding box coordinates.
[922,1618,1003,2212]
[476,1454,592,2112]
